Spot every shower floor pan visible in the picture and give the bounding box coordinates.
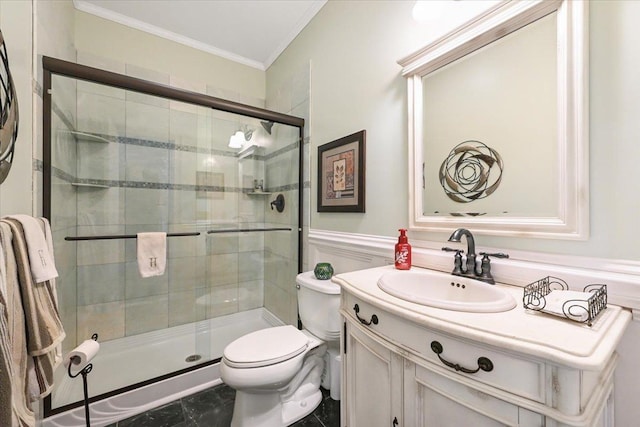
[43,307,282,427]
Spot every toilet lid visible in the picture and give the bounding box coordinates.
[223,325,309,368]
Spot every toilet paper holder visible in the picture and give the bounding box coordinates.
[67,333,99,427]
[67,333,99,377]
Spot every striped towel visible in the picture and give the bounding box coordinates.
[1,218,65,402]
[0,221,35,426]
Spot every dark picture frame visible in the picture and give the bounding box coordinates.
[317,130,366,212]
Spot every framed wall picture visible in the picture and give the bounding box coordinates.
[317,130,366,212]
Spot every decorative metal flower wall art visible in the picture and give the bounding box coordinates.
[438,141,503,203]
[0,28,19,185]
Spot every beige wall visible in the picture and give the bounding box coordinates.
[269,0,640,261]
[74,10,266,103]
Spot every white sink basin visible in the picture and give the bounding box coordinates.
[377,269,516,313]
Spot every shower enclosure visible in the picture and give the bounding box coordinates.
[42,57,304,420]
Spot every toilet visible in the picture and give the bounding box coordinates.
[220,271,341,427]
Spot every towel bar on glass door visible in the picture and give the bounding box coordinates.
[64,232,201,241]
[207,228,292,234]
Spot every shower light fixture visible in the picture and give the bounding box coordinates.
[228,127,253,149]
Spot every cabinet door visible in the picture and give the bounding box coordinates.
[405,361,544,427]
[343,318,403,427]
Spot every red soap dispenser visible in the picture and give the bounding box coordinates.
[395,229,411,270]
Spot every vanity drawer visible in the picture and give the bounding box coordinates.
[343,293,546,404]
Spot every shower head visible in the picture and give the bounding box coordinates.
[260,121,274,135]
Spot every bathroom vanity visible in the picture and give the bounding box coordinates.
[334,266,631,427]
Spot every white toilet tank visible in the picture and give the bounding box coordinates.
[296,271,341,341]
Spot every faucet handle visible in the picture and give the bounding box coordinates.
[442,247,463,254]
[442,247,464,275]
[479,252,509,259]
[478,252,509,284]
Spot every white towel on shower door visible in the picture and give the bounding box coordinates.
[137,232,167,278]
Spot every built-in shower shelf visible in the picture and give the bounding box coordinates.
[71,182,109,189]
[247,191,272,195]
[61,130,111,144]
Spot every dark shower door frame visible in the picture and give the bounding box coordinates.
[41,56,305,417]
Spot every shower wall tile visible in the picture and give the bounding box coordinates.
[206,284,239,318]
[209,253,238,286]
[125,144,169,183]
[168,256,207,292]
[264,282,290,325]
[77,263,125,305]
[208,233,239,255]
[170,109,199,147]
[125,294,169,336]
[77,78,126,102]
[196,111,213,151]
[238,195,266,224]
[216,155,239,188]
[77,187,125,226]
[125,261,169,299]
[51,115,76,176]
[238,251,264,283]
[168,289,206,327]
[51,178,77,230]
[265,229,297,260]
[76,225,126,265]
[265,252,296,293]
[77,301,125,342]
[266,150,298,189]
[168,189,196,225]
[168,229,206,258]
[238,280,263,311]
[125,101,169,142]
[52,229,78,270]
[169,150,197,185]
[77,137,123,181]
[58,267,77,351]
[207,192,239,223]
[124,188,169,225]
[238,232,263,253]
[288,292,299,329]
[77,91,126,136]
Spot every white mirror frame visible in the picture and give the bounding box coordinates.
[399,0,588,240]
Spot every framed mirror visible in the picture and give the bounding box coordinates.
[398,0,588,239]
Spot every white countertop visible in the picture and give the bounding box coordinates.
[334,265,632,370]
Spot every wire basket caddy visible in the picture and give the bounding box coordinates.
[522,276,607,326]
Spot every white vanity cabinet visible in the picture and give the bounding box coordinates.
[336,266,630,427]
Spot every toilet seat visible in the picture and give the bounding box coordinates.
[223,325,309,368]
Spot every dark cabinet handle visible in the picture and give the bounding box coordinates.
[353,304,378,326]
[393,416,398,426]
[430,341,493,374]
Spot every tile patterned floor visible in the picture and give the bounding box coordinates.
[106,383,340,427]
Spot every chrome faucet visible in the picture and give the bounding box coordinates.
[442,228,508,284]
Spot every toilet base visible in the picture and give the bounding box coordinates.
[282,389,322,426]
[230,389,322,427]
